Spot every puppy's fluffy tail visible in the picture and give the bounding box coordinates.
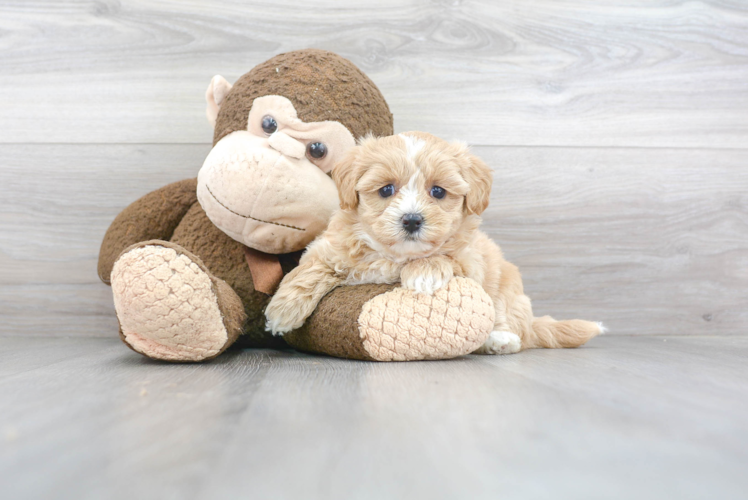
[526,316,605,349]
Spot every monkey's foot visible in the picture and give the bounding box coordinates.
[110,241,245,362]
[284,277,496,361]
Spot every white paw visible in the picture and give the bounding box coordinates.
[264,318,294,337]
[402,274,450,295]
[264,301,303,337]
[475,330,522,355]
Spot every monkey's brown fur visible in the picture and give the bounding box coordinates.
[214,50,393,145]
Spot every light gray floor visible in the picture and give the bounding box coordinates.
[1,335,746,500]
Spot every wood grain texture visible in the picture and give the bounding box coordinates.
[474,145,748,336]
[0,0,747,146]
[1,336,746,500]
[0,143,209,335]
[1,143,745,337]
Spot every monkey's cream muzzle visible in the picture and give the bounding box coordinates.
[197,131,339,254]
[197,95,356,254]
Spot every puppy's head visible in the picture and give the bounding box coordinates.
[332,132,492,258]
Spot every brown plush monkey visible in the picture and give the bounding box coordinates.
[98,49,494,362]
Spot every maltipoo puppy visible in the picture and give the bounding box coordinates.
[265,132,603,354]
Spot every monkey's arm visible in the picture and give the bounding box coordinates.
[264,255,342,336]
[98,178,198,284]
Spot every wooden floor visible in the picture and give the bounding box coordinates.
[1,335,746,500]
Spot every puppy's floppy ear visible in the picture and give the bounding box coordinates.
[332,146,361,211]
[457,146,493,215]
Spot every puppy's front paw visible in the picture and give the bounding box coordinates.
[400,257,454,295]
[474,330,522,355]
[264,297,306,337]
[402,274,451,295]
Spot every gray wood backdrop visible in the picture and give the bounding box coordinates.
[1,0,746,337]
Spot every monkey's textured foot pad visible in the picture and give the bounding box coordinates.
[111,244,233,362]
[285,277,495,361]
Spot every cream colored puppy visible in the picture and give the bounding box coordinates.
[265,132,603,354]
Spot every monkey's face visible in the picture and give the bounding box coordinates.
[197,95,355,254]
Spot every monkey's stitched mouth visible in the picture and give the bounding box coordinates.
[205,184,306,232]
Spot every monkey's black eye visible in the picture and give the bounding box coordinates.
[307,142,327,159]
[379,184,395,198]
[430,186,446,199]
[261,115,277,135]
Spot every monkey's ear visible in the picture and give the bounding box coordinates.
[332,148,361,211]
[205,75,233,128]
[457,146,493,215]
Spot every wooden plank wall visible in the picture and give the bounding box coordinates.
[1,0,746,337]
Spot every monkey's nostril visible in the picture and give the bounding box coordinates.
[402,213,424,234]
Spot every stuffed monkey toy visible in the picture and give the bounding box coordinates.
[98,49,494,362]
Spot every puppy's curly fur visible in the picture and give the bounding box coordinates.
[265,132,603,354]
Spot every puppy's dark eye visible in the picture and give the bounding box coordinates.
[430,186,446,199]
[379,184,395,198]
[261,115,278,135]
[307,142,327,159]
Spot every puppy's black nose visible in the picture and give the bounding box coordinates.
[402,213,424,234]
